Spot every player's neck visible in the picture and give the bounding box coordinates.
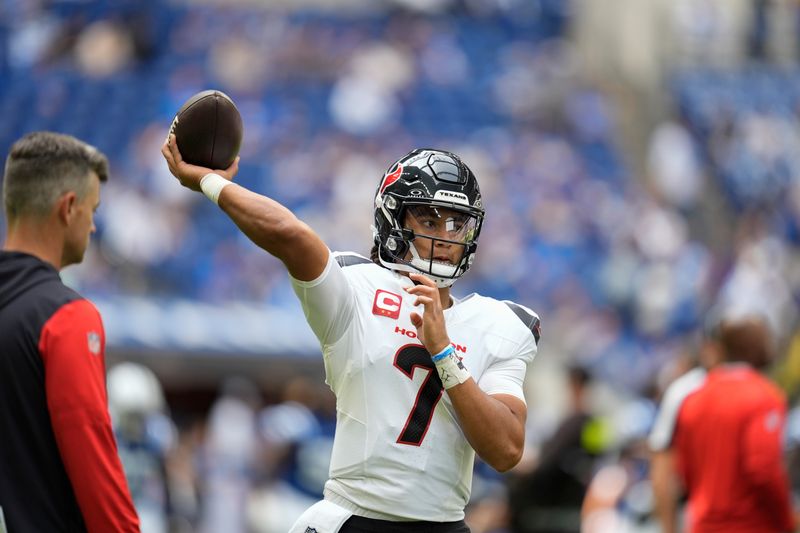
[4,219,64,270]
[439,286,453,309]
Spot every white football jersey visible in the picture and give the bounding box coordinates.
[290,251,540,522]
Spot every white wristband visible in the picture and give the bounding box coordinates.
[435,350,472,389]
[200,173,231,205]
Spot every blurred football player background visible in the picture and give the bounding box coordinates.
[2,0,800,531]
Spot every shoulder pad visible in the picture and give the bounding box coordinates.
[503,301,541,344]
[334,252,372,268]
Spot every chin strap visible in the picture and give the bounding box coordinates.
[377,248,459,288]
[407,242,459,288]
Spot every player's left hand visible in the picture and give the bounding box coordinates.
[162,134,239,192]
[405,273,451,356]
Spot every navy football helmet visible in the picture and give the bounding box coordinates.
[373,148,484,287]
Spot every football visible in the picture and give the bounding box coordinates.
[169,90,243,169]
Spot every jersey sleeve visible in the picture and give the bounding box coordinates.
[39,299,140,533]
[290,251,357,346]
[479,302,540,402]
[477,356,529,402]
[741,400,795,532]
[648,368,707,452]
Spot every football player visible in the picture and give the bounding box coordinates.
[163,139,540,533]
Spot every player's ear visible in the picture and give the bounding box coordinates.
[55,191,78,226]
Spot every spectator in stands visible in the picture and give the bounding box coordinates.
[251,377,335,533]
[199,376,261,533]
[0,131,139,532]
[508,365,599,533]
[649,324,723,533]
[108,362,176,533]
[650,314,795,533]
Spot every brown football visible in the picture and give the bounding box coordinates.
[169,90,243,169]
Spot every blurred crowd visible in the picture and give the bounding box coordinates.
[3,0,800,531]
[2,0,787,386]
[108,352,799,533]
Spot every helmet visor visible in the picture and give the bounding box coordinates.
[404,205,480,245]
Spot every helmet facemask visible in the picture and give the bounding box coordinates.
[407,204,482,283]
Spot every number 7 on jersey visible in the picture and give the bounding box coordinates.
[393,344,445,446]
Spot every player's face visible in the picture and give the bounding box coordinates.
[402,205,478,266]
[62,171,100,267]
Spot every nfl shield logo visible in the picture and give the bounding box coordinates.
[87,331,101,355]
[304,528,318,533]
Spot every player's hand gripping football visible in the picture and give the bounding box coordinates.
[162,134,239,192]
[404,273,451,356]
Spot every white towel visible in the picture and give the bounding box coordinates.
[288,499,354,533]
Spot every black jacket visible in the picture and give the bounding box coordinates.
[0,251,88,532]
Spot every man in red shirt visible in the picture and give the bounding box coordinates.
[0,132,140,532]
[660,316,795,533]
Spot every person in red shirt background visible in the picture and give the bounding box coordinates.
[0,131,139,532]
[653,314,796,533]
